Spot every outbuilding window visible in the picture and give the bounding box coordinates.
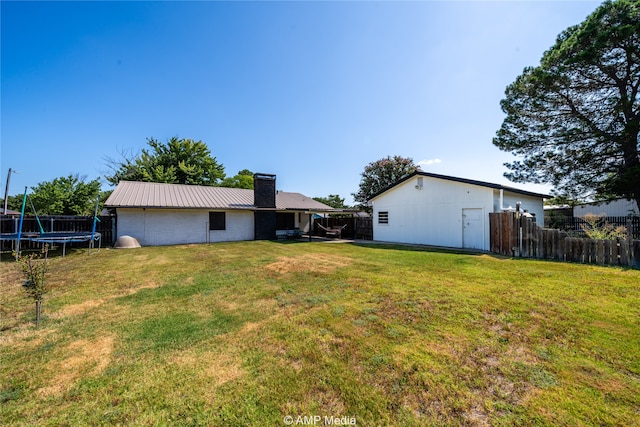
[378,211,389,224]
[209,212,226,230]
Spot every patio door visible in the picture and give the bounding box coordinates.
[462,208,484,250]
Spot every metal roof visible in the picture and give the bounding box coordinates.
[104,181,333,211]
[369,171,552,201]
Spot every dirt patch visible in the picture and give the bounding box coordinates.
[240,321,262,334]
[204,352,245,387]
[53,280,161,319]
[281,387,346,415]
[37,334,115,397]
[505,345,539,365]
[0,326,54,349]
[464,404,491,426]
[121,280,160,296]
[51,280,160,318]
[170,349,245,398]
[57,299,105,317]
[265,254,351,274]
[169,352,198,366]
[218,301,240,311]
[221,298,277,315]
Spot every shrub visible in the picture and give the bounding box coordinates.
[580,214,627,240]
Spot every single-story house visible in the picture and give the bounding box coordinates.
[104,174,334,246]
[1,209,21,216]
[368,171,550,251]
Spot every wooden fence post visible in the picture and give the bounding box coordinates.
[521,216,529,258]
[627,219,634,268]
[516,213,521,257]
[509,213,516,256]
[596,240,605,266]
[632,240,640,268]
[613,237,624,265]
[536,226,543,259]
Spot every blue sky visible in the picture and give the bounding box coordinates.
[1,0,600,204]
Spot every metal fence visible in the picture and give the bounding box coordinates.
[545,216,640,240]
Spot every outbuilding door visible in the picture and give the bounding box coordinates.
[462,208,484,250]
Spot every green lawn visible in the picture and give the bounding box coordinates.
[1,241,639,426]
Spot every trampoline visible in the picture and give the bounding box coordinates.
[0,232,102,257]
[1,188,102,257]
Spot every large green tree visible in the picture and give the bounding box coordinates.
[106,137,225,186]
[352,155,417,208]
[28,174,101,216]
[313,194,350,209]
[493,0,640,211]
[220,169,254,189]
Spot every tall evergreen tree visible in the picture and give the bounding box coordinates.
[494,0,640,211]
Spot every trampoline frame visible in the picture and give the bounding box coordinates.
[0,230,102,258]
[1,188,102,258]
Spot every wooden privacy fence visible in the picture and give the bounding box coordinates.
[490,212,640,268]
[312,216,373,240]
[355,217,373,240]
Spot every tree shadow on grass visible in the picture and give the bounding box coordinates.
[348,241,518,262]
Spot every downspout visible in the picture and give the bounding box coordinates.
[499,189,516,211]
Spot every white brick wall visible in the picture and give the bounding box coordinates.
[116,208,254,246]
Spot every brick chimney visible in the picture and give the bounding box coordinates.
[253,173,276,208]
[253,173,277,240]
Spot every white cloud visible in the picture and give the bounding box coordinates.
[418,158,442,167]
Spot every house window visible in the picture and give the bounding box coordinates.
[276,212,295,229]
[378,211,389,224]
[209,212,226,230]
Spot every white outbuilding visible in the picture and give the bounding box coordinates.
[368,171,550,251]
[573,199,639,217]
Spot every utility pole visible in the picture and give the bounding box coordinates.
[3,168,16,215]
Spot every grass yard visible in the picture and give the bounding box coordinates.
[1,241,639,426]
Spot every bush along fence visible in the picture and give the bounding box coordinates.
[489,212,640,268]
[0,215,115,252]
